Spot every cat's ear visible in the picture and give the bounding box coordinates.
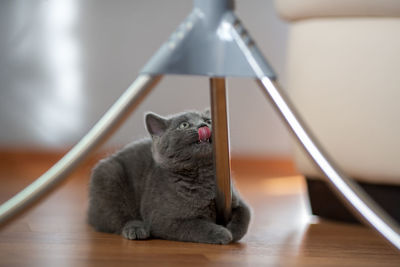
[145,112,168,137]
[203,108,211,117]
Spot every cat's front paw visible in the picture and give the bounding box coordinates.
[209,226,233,245]
[226,203,251,242]
[122,220,150,240]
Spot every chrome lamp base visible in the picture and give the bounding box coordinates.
[1,0,399,250]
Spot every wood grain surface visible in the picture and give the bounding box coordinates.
[210,77,232,225]
[0,149,399,267]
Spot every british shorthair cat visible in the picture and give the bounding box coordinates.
[88,110,250,244]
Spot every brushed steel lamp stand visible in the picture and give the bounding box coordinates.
[1,0,400,250]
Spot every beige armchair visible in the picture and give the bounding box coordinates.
[276,0,400,222]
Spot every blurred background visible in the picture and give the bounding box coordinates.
[0,0,290,157]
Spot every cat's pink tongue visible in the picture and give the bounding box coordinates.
[198,126,211,142]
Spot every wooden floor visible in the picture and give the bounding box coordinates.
[0,150,399,267]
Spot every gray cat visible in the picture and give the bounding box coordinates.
[88,110,251,244]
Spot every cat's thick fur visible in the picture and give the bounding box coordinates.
[88,110,251,244]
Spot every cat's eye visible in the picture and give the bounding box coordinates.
[178,122,190,129]
[205,119,212,124]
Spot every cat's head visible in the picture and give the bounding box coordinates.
[145,110,213,169]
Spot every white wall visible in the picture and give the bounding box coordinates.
[0,0,291,157]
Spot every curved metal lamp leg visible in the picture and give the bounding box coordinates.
[256,78,400,250]
[0,75,162,225]
[225,16,400,250]
[3,0,398,252]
